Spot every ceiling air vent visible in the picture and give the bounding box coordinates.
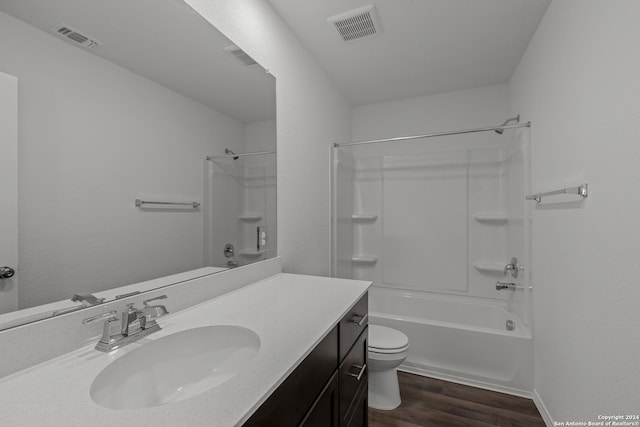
[50,24,102,49]
[224,45,258,67]
[327,5,383,42]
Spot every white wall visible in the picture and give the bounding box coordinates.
[510,0,640,421]
[0,11,244,309]
[184,0,353,276]
[352,85,509,142]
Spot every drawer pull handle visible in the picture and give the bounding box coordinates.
[346,363,367,381]
[349,313,368,327]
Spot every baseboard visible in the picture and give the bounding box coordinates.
[399,364,533,399]
[532,389,554,427]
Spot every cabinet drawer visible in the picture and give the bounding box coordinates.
[339,327,367,425]
[244,326,338,426]
[339,292,368,361]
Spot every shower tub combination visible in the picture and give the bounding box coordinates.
[369,286,533,396]
[332,118,533,398]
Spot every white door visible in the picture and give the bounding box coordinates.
[0,71,18,314]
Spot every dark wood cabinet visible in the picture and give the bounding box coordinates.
[243,292,368,427]
[339,326,368,427]
[300,372,340,427]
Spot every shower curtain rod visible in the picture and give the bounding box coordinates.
[206,149,276,160]
[333,122,531,148]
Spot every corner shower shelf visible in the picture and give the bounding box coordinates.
[473,213,508,224]
[238,213,263,221]
[351,213,378,223]
[238,249,265,257]
[473,262,505,274]
[351,256,378,266]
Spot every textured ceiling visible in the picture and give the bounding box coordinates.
[267,0,551,105]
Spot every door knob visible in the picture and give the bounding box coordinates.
[0,266,15,279]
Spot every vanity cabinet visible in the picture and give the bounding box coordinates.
[244,292,368,427]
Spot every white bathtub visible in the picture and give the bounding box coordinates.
[369,287,533,397]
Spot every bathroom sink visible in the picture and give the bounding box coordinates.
[90,325,260,410]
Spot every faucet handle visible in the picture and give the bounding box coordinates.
[83,310,118,325]
[504,257,523,278]
[142,295,169,329]
[72,293,105,307]
[143,295,167,306]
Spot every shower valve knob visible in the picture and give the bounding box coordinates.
[0,266,15,279]
[504,257,523,278]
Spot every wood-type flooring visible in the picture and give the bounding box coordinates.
[368,372,546,427]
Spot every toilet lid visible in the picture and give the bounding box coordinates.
[368,325,409,352]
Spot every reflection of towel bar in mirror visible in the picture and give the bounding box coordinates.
[135,199,200,208]
[526,183,588,203]
[206,150,276,160]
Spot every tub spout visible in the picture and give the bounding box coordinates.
[496,281,515,290]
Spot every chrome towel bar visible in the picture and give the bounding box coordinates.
[526,183,588,203]
[135,199,200,208]
[206,149,275,160]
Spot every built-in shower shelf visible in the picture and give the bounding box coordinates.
[473,262,505,274]
[238,213,263,221]
[351,213,378,222]
[352,256,378,266]
[473,213,508,223]
[238,249,265,257]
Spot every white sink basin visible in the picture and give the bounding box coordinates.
[90,325,260,410]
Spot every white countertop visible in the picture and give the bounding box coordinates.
[0,273,370,427]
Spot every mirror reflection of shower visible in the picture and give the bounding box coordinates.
[204,146,277,269]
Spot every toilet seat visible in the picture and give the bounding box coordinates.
[368,325,409,354]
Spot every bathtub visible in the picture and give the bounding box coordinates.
[369,286,533,397]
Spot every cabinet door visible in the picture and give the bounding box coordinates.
[344,382,368,427]
[300,372,339,427]
[244,327,338,426]
[340,327,368,425]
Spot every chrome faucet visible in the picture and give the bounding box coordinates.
[83,295,169,352]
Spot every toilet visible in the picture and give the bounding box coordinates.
[367,325,410,410]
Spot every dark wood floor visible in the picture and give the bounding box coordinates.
[368,372,545,427]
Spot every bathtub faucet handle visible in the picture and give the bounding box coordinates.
[504,257,523,278]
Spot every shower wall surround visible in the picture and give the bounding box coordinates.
[344,84,530,304]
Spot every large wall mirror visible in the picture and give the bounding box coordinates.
[0,0,276,330]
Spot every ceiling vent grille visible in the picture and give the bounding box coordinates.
[50,24,102,49]
[224,45,258,67]
[328,5,382,42]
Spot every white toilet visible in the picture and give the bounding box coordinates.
[367,325,410,410]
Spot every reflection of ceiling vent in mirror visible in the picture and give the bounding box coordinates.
[327,5,383,42]
[224,45,258,67]
[50,24,102,49]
